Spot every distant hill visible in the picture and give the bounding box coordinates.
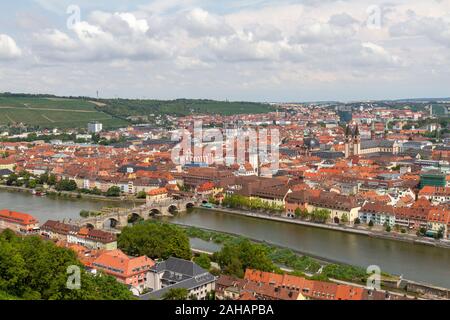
[392,97,450,103]
[0,95,127,129]
[100,98,273,118]
[0,93,274,129]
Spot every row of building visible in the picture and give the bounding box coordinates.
[216,269,411,301]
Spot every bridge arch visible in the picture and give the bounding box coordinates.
[149,208,162,217]
[168,204,179,214]
[84,223,95,229]
[186,202,195,209]
[103,217,120,229]
[128,212,144,224]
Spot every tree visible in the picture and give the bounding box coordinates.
[341,213,349,224]
[80,210,90,218]
[435,227,445,240]
[194,254,211,270]
[368,220,374,227]
[55,179,77,192]
[0,230,134,300]
[354,218,361,225]
[27,180,37,189]
[385,225,392,232]
[106,186,121,197]
[118,221,192,260]
[213,239,276,278]
[91,187,102,195]
[136,191,147,199]
[294,208,302,219]
[311,209,331,223]
[47,174,57,186]
[38,173,49,185]
[206,290,216,300]
[6,174,18,186]
[162,288,188,300]
[417,227,427,237]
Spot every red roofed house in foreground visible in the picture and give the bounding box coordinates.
[0,209,40,235]
[91,249,155,294]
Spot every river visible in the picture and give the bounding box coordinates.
[0,190,134,223]
[1,190,449,289]
[169,209,450,289]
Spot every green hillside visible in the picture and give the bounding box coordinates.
[0,94,274,129]
[96,98,274,117]
[0,96,127,129]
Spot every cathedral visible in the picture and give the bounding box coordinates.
[344,124,399,158]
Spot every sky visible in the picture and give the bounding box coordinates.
[0,0,450,102]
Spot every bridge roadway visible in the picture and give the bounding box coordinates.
[72,198,198,230]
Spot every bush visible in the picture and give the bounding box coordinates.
[322,264,368,283]
[106,186,121,197]
[80,210,90,218]
[136,191,147,199]
[194,254,211,270]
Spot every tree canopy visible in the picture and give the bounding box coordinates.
[162,288,189,300]
[0,229,134,300]
[213,238,276,278]
[193,253,211,270]
[118,221,192,260]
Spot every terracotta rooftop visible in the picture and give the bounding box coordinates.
[0,209,39,226]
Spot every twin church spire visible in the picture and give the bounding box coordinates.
[344,124,361,158]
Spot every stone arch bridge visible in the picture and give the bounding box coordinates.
[73,199,198,230]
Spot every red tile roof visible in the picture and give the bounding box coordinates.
[92,249,155,278]
[0,209,39,226]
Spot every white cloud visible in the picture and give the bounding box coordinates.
[360,42,401,66]
[3,0,450,100]
[390,12,450,47]
[0,34,22,60]
[176,8,234,37]
[32,16,172,62]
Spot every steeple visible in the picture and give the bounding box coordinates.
[354,124,360,137]
[345,125,351,137]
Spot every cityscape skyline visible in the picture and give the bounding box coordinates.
[0,0,449,306]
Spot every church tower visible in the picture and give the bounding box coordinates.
[344,124,361,158]
[371,122,376,140]
[353,125,361,156]
[344,125,352,158]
